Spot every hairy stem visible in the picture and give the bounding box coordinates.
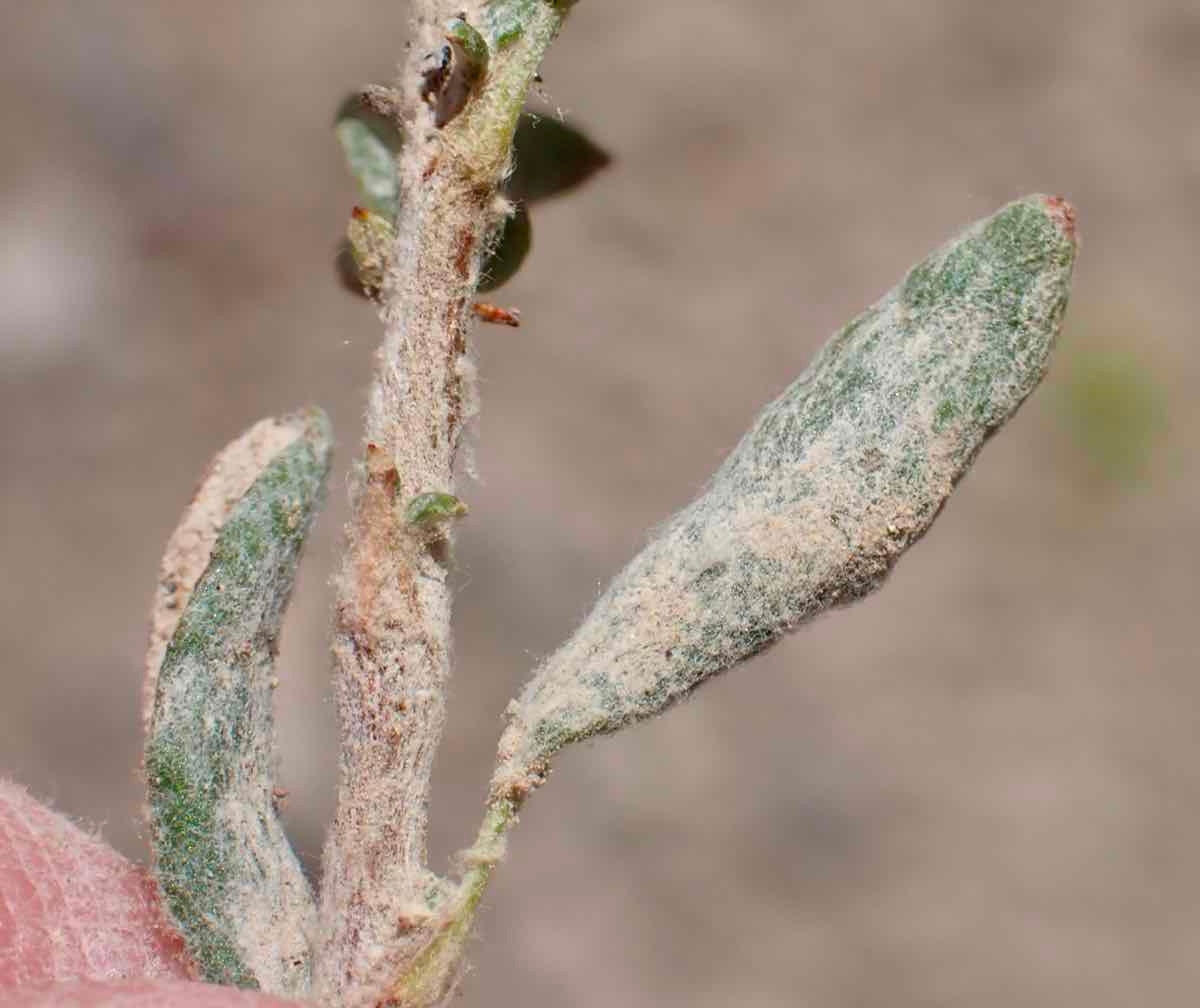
[316,4,574,1006]
[383,799,516,1008]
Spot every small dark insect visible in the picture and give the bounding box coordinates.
[419,46,451,105]
[472,302,522,327]
[421,16,490,128]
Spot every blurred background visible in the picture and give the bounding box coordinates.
[2,2,1198,1005]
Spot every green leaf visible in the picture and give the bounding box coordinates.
[335,93,403,219]
[146,411,330,995]
[478,204,532,292]
[331,95,606,296]
[346,206,395,295]
[446,17,490,84]
[405,492,469,526]
[490,195,1079,794]
[506,112,611,204]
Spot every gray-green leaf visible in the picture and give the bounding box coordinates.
[491,195,1079,796]
[335,94,403,219]
[146,410,331,995]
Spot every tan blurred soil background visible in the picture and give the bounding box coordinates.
[2,2,1199,1005]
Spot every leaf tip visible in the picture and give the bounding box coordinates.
[1041,193,1079,244]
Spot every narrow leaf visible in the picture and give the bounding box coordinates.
[346,205,395,296]
[145,410,331,997]
[335,94,403,219]
[492,196,1079,797]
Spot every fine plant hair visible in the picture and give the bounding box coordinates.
[138,4,1079,1007]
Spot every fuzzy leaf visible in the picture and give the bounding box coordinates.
[332,92,606,296]
[346,206,395,295]
[145,410,331,996]
[478,203,532,292]
[335,94,403,219]
[492,195,1079,796]
[507,112,611,205]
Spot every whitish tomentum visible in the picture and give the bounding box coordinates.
[146,410,330,995]
[493,195,1077,793]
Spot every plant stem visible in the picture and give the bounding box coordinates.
[316,4,573,1006]
[384,798,518,1008]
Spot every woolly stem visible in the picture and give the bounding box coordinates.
[316,4,574,1006]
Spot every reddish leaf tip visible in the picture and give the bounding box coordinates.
[1043,195,1078,242]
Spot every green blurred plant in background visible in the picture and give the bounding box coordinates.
[1054,336,1167,488]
